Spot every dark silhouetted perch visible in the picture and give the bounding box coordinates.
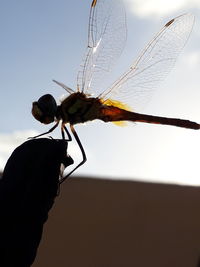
[0,138,73,267]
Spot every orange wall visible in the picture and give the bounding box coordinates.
[33,177,200,267]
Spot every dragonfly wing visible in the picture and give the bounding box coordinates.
[100,13,195,111]
[77,0,127,96]
[53,80,75,94]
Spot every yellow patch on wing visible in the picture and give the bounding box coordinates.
[112,121,127,127]
[101,98,132,127]
[102,98,131,110]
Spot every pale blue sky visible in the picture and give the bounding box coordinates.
[1,0,200,185]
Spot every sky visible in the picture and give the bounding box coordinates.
[1,0,200,185]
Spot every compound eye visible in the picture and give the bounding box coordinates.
[32,94,57,124]
[32,102,44,122]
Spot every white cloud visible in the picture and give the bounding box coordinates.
[0,130,39,172]
[125,0,200,17]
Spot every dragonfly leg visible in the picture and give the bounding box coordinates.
[59,124,87,184]
[29,121,59,139]
[61,128,65,140]
[62,124,72,141]
[61,125,65,140]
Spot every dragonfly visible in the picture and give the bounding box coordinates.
[32,0,199,182]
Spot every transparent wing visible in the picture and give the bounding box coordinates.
[100,13,195,111]
[77,0,127,96]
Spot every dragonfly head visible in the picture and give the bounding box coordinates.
[32,94,57,124]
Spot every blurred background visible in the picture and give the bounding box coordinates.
[32,177,200,267]
[1,0,200,185]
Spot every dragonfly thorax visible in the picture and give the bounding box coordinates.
[58,92,101,125]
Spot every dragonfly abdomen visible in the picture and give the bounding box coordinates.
[100,106,200,130]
